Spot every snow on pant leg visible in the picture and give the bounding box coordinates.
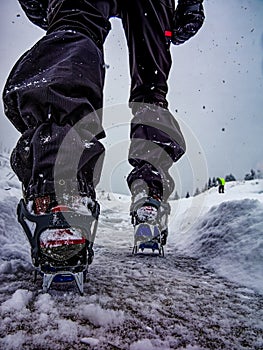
[3,0,117,200]
[121,0,186,200]
[10,122,104,200]
[127,105,186,201]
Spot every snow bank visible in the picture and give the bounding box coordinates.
[174,198,263,293]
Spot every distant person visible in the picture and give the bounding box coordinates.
[217,177,225,194]
[3,0,205,263]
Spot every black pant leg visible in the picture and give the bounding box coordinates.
[121,0,186,201]
[120,0,175,105]
[127,104,186,201]
[4,0,116,200]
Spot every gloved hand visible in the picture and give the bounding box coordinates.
[172,1,205,45]
[18,0,48,30]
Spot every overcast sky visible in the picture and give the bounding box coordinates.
[0,0,263,196]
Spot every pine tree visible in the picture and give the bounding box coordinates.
[212,177,217,187]
[173,191,180,200]
[203,182,208,192]
[194,187,200,196]
[225,173,236,182]
[244,169,256,181]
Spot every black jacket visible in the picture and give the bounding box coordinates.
[18,0,204,33]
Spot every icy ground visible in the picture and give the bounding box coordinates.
[0,152,263,350]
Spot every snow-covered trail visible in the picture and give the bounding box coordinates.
[0,153,263,349]
[1,197,263,350]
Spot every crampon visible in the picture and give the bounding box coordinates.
[131,223,166,257]
[17,199,99,295]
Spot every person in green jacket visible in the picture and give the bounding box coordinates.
[217,177,225,194]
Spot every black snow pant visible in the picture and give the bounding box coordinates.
[218,185,225,194]
[3,0,185,202]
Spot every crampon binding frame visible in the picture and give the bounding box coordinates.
[17,199,99,295]
[131,223,165,257]
[130,197,169,257]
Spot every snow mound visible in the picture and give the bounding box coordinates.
[79,303,125,327]
[1,289,32,313]
[129,339,157,350]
